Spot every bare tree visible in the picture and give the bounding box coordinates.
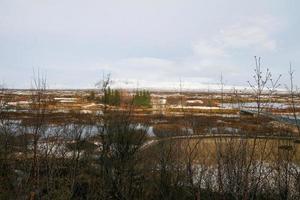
[0,84,18,199]
[94,74,148,199]
[287,63,300,135]
[26,70,49,199]
[247,56,281,120]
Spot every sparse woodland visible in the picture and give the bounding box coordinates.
[1,59,300,200]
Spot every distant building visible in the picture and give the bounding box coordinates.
[151,96,167,114]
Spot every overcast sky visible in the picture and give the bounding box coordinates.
[0,0,299,89]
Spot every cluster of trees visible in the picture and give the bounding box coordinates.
[101,87,121,106]
[133,90,151,107]
[87,89,151,108]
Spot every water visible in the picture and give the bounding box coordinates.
[6,122,155,138]
[221,102,292,109]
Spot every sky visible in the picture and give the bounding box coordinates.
[0,0,300,89]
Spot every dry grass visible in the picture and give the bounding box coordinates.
[144,137,300,166]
